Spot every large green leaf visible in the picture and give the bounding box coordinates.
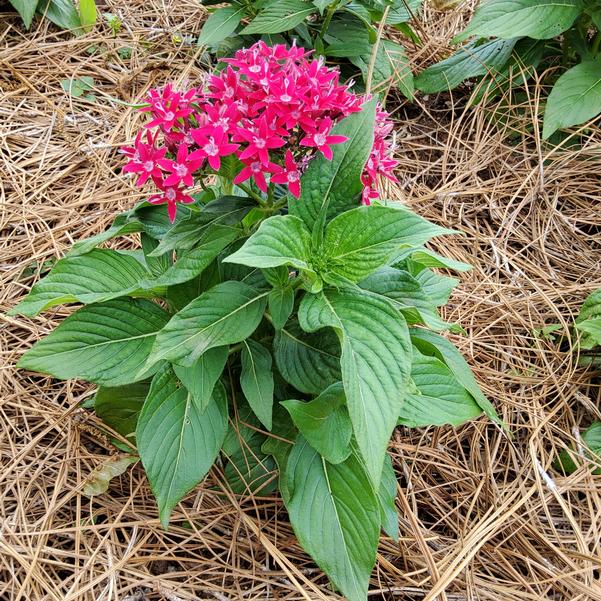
[575,288,601,350]
[37,0,82,30]
[299,288,411,485]
[223,215,313,271]
[268,285,295,330]
[144,225,240,288]
[9,0,39,28]
[285,438,380,601]
[240,340,274,430]
[282,382,352,464]
[173,346,229,412]
[198,5,245,47]
[359,267,451,331]
[457,0,581,41]
[274,320,341,395]
[543,61,601,140]
[350,39,414,99]
[289,100,377,230]
[415,38,516,94]
[147,281,268,367]
[241,0,314,34]
[322,204,453,284]
[222,410,277,495]
[398,352,482,427]
[137,367,228,527]
[151,196,253,256]
[412,268,459,307]
[10,249,151,317]
[95,381,149,439]
[18,299,169,387]
[382,0,422,24]
[410,328,500,424]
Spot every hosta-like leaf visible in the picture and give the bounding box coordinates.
[289,100,377,230]
[378,454,399,540]
[241,0,314,34]
[268,286,295,330]
[282,382,352,464]
[147,281,268,367]
[10,249,151,316]
[240,340,274,430]
[95,381,150,439]
[456,0,581,41]
[173,346,229,413]
[274,320,341,395]
[223,215,312,271]
[144,225,240,288]
[299,288,411,485]
[323,204,453,283]
[137,367,228,527]
[398,352,482,427]
[18,298,169,387]
[543,61,601,140]
[197,6,245,47]
[285,438,380,601]
[410,328,500,424]
[415,38,516,94]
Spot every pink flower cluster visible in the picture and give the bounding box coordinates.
[122,41,398,221]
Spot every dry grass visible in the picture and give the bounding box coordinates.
[1,1,601,599]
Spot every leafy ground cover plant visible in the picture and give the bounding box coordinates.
[12,41,498,601]
[9,0,96,32]
[197,0,420,96]
[415,0,601,139]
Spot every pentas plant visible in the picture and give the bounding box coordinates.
[121,41,398,219]
[12,42,499,601]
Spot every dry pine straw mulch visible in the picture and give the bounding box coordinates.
[1,1,601,600]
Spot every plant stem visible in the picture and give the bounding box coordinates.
[592,32,601,57]
[319,5,336,43]
[237,183,267,205]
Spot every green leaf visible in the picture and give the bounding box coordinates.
[79,0,96,31]
[575,288,601,349]
[351,40,414,99]
[141,233,171,277]
[543,61,601,140]
[147,281,268,367]
[223,215,313,271]
[300,288,411,485]
[173,346,229,412]
[412,268,459,307]
[410,328,500,424]
[359,267,452,331]
[322,204,453,283]
[9,0,39,28]
[68,215,142,257]
[240,340,275,430]
[144,225,240,288]
[313,0,332,13]
[274,320,341,395]
[556,422,601,475]
[18,298,169,387]
[282,382,352,464]
[289,100,377,230]
[241,0,314,34]
[151,196,253,256]
[285,438,380,601]
[415,38,516,94]
[382,0,421,24]
[378,454,399,540]
[456,0,581,42]
[575,319,601,348]
[398,352,482,427]
[38,0,82,30]
[95,381,149,439]
[60,76,95,99]
[198,5,245,47]
[324,14,371,57]
[222,411,277,495]
[407,248,472,272]
[9,249,151,317]
[137,367,228,527]
[268,286,295,330]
